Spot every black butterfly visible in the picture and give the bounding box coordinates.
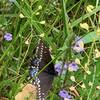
[29,39,56,100]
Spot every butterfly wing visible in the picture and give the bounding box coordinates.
[30,39,56,99]
[38,72,54,99]
[36,39,56,75]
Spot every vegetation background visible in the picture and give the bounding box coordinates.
[0,0,100,100]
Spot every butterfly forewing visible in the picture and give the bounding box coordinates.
[36,40,56,75]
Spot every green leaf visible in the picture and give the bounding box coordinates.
[82,31,100,44]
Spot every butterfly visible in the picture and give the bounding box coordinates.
[29,39,57,100]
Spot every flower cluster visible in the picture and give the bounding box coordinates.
[55,61,79,99]
[54,61,79,75]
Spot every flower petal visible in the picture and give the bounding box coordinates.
[4,33,12,41]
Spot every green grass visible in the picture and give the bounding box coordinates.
[0,0,100,100]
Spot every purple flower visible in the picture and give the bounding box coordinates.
[54,62,62,74]
[4,33,12,41]
[54,61,68,75]
[59,90,72,99]
[68,62,79,72]
[72,36,84,53]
